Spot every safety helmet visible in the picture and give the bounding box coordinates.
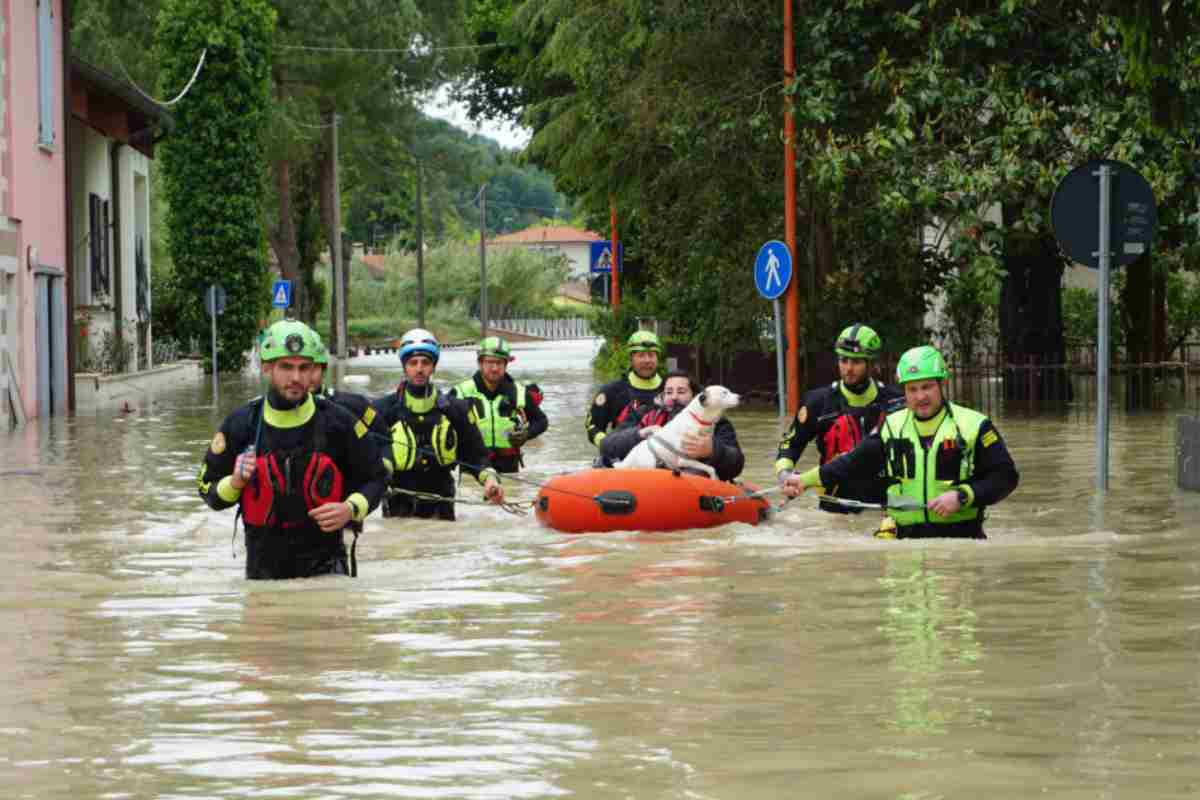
[260,319,319,362]
[311,331,329,366]
[835,323,882,360]
[399,328,440,365]
[896,345,949,384]
[627,330,662,354]
[477,336,512,362]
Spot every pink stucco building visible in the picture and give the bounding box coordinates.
[2,0,69,424]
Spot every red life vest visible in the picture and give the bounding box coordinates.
[240,411,345,529]
[638,407,670,429]
[821,413,864,462]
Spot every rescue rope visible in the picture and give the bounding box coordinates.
[384,486,533,516]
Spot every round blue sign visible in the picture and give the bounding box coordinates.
[754,241,793,300]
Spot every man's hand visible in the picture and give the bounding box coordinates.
[639,425,663,439]
[483,477,505,504]
[927,490,962,517]
[781,473,811,498]
[681,430,713,459]
[309,501,353,533]
[230,450,257,490]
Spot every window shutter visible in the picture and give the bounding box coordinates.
[38,0,56,146]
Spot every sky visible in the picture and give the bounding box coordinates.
[422,85,532,151]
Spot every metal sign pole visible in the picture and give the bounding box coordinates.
[210,294,219,406]
[1096,164,1112,491]
[773,297,786,418]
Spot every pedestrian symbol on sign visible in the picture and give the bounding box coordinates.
[271,279,292,309]
[764,250,782,292]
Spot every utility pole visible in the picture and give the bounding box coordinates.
[415,162,425,328]
[783,0,801,414]
[479,183,488,338]
[329,109,347,358]
[610,198,620,308]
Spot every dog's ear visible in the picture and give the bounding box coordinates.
[698,391,708,406]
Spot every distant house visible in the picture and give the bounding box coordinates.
[2,0,69,424]
[488,225,603,279]
[69,58,172,381]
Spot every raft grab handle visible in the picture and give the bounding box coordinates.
[593,490,638,515]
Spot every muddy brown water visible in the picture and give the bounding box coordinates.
[3,343,1200,799]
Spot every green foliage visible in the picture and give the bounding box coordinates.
[156,0,275,372]
[936,259,1006,364]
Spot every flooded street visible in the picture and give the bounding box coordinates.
[4,339,1200,799]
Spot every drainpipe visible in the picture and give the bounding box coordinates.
[63,0,74,411]
[110,140,123,368]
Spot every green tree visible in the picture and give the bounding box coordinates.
[156,0,275,372]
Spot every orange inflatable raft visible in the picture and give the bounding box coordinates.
[534,468,771,534]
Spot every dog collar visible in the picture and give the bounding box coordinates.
[689,411,714,426]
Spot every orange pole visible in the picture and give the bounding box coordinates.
[610,198,620,308]
[783,0,801,414]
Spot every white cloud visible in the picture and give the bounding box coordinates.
[422,85,532,151]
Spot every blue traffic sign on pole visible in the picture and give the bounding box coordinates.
[754,240,792,300]
[589,241,622,274]
[271,279,292,309]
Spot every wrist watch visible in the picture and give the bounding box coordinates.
[955,487,969,506]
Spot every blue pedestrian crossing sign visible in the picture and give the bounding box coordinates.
[589,241,622,274]
[754,240,792,301]
[271,279,292,309]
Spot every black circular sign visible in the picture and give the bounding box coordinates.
[1050,159,1157,270]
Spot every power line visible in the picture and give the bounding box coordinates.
[277,42,508,54]
[115,48,207,107]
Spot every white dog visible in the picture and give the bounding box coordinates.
[615,385,740,479]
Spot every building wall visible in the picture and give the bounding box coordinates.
[0,4,12,426]
[7,0,67,418]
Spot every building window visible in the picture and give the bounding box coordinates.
[89,194,109,300]
[37,0,56,147]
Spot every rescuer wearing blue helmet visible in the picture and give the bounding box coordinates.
[370,328,504,519]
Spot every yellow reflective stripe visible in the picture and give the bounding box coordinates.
[197,463,211,496]
[346,492,369,521]
[354,420,368,438]
[981,430,998,448]
[362,406,376,426]
[217,475,242,503]
[262,394,316,428]
[959,483,976,508]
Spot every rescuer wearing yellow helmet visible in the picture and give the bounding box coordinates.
[782,344,1019,539]
[448,336,548,474]
[585,329,665,465]
[197,319,389,578]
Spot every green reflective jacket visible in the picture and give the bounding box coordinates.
[453,378,527,450]
[879,402,986,528]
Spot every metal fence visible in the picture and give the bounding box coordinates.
[880,350,1200,416]
[486,316,592,340]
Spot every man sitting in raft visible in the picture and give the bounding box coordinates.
[586,330,665,465]
[599,370,745,481]
[782,345,1018,539]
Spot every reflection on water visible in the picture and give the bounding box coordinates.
[4,343,1200,798]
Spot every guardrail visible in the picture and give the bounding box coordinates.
[487,317,592,339]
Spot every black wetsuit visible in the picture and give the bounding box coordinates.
[198,391,389,579]
[371,382,495,520]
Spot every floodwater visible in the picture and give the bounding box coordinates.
[3,338,1200,799]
